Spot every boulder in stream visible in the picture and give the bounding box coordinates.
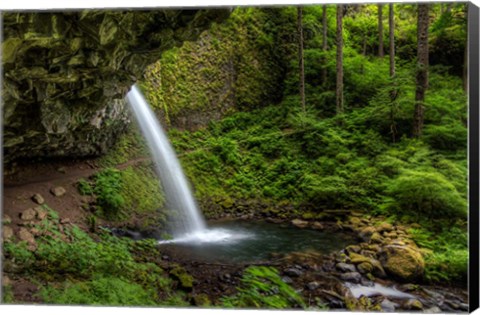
[379,245,425,282]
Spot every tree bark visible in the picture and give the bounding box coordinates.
[413,4,429,138]
[389,3,395,78]
[336,4,344,115]
[378,4,384,58]
[298,7,306,113]
[321,4,328,86]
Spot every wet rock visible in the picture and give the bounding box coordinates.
[346,245,361,254]
[359,226,376,242]
[357,262,373,274]
[370,232,383,244]
[306,281,320,291]
[169,266,194,289]
[380,298,397,312]
[51,186,66,197]
[404,298,423,310]
[336,263,356,273]
[349,253,386,278]
[312,222,324,230]
[284,267,303,277]
[340,272,362,283]
[20,208,37,221]
[18,227,35,244]
[2,226,14,240]
[400,283,419,291]
[377,222,393,233]
[32,194,45,205]
[291,219,309,228]
[384,231,398,238]
[3,215,12,224]
[424,306,442,313]
[379,245,425,282]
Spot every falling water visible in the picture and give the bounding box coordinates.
[126,85,206,237]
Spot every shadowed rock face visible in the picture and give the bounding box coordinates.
[2,9,230,168]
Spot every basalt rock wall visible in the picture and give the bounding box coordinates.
[2,9,230,169]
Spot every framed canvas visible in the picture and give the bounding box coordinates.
[1,0,479,314]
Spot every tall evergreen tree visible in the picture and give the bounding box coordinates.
[336,4,344,115]
[322,4,328,86]
[298,6,306,113]
[413,4,429,138]
[378,4,384,58]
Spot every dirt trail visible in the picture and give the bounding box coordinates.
[2,157,151,231]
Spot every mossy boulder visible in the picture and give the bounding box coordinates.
[349,252,386,278]
[379,245,425,282]
[169,265,194,290]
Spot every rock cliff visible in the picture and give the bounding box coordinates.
[2,9,230,168]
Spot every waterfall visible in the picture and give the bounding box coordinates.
[126,85,206,237]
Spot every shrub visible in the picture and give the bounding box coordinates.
[39,276,157,306]
[384,169,467,219]
[221,266,305,309]
[93,168,125,219]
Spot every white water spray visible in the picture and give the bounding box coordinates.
[126,85,206,237]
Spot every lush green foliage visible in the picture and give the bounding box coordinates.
[221,266,305,309]
[4,207,187,306]
[92,168,125,219]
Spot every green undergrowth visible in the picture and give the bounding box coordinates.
[77,165,165,225]
[221,266,305,309]
[3,206,187,306]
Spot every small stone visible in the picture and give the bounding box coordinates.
[346,245,361,254]
[357,262,374,274]
[340,272,362,283]
[60,218,71,224]
[51,186,67,197]
[284,268,303,277]
[162,255,170,260]
[384,231,398,238]
[3,215,12,224]
[18,228,35,244]
[3,275,12,286]
[311,222,324,230]
[336,263,356,273]
[359,226,376,242]
[291,219,309,228]
[35,207,48,220]
[32,194,45,205]
[405,299,423,310]
[306,281,320,291]
[282,276,293,284]
[20,208,37,221]
[370,232,383,244]
[377,222,394,233]
[424,306,442,313]
[380,298,397,312]
[2,226,14,240]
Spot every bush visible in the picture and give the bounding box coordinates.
[383,169,467,219]
[93,168,125,219]
[39,276,157,306]
[221,266,305,309]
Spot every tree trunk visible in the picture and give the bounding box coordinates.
[336,4,344,115]
[463,4,468,92]
[389,3,395,78]
[298,7,305,113]
[389,3,397,142]
[321,4,328,86]
[413,4,429,138]
[378,4,384,58]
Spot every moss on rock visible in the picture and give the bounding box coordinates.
[379,245,425,282]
